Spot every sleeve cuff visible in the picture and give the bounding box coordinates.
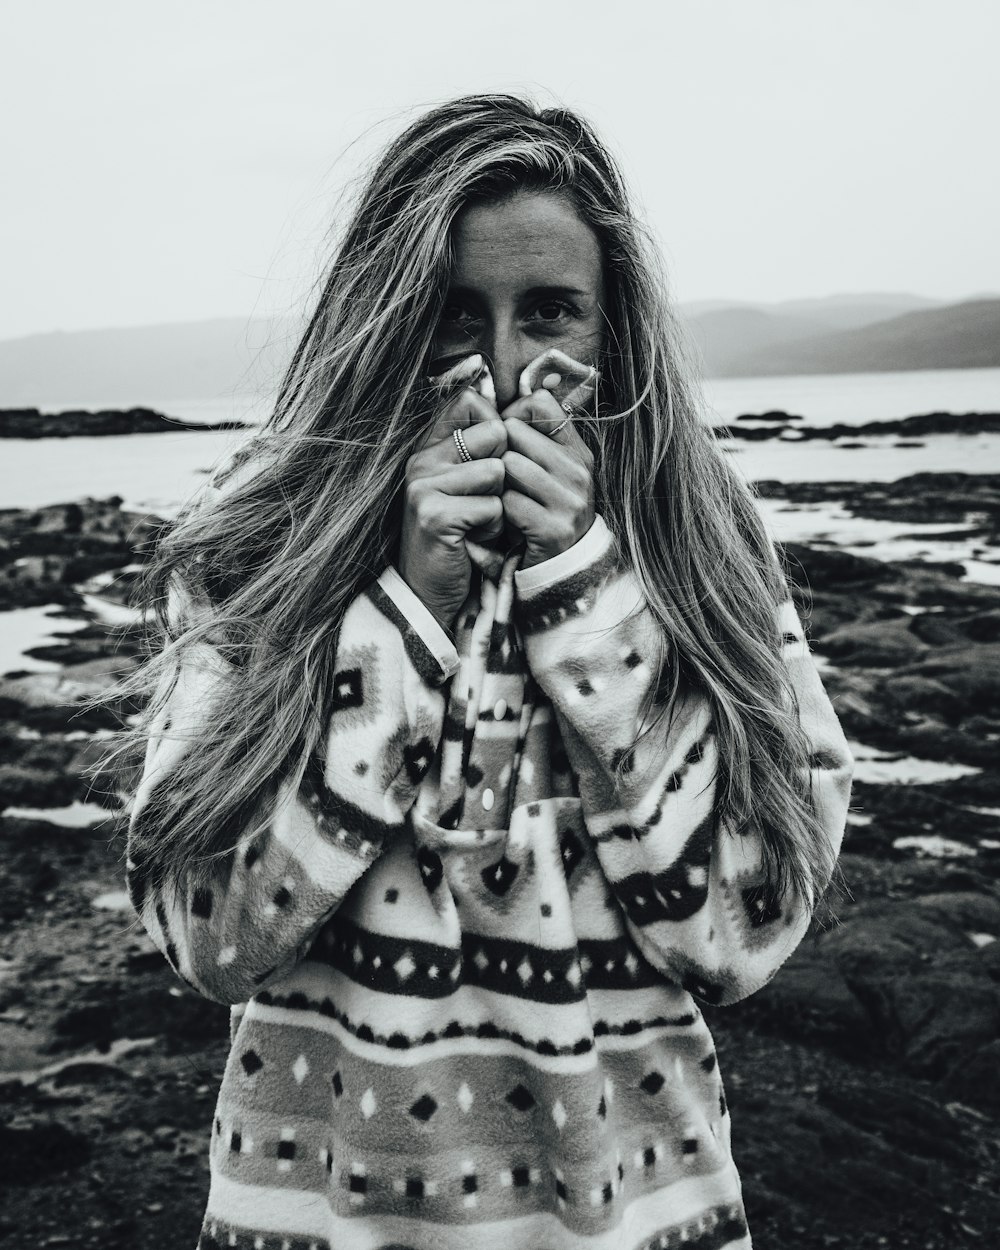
[376,566,462,682]
[514,515,615,596]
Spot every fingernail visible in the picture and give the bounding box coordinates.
[542,372,562,390]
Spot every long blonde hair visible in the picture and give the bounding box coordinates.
[120,94,836,912]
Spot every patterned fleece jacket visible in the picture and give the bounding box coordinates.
[128,497,853,1250]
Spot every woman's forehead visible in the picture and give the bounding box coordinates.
[450,191,602,293]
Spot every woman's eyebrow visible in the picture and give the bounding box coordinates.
[522,284,591,300]
[445,283,592,301]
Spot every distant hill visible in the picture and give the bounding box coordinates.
[0,317,295,407]
[0,294,996,406]
[711,298,1000,377]
[678,292,968,375]
[684,307,832,373]
[682,292,941,334]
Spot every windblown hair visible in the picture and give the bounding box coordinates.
[116,93,837,912]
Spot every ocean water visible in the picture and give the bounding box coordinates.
[4,367,998,516]
[700,366,1000,425]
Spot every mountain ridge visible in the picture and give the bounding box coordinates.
[0,294,996,404]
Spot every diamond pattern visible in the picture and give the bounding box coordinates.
[481,855,519,896]
[240,1049,263,1076]
[404,736,435,785]
[506,1084,536,1113]
[331,667,363,711]
[641,1071,665,1095]
[457,1082,474,1113]
[292,1054,309,1085]
[559,830,585,877]
[416,846,443,894]
[394,952,416,981]
[409,1094,438,1122]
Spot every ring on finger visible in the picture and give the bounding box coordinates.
[453,427,473,463]
[549,414,572,437]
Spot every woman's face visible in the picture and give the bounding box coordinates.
[432,190,606,409]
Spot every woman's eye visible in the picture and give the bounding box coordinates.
[441,302,476,327]
[531,300,571,322]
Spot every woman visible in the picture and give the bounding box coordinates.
[125,94,853,1250]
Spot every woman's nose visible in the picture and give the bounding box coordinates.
[484,327,529,411]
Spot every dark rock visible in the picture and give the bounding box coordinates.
[724,413,1000,442]
[736,940,874,1057]
[735,410,803,422]
[908,643,1000,716]
[781,543,886,589]
[962,608,1000,641]
[0,407,249,438]
[819,621,927,666]
[944,1038,1000,1111]
[816,1083,971,1165]
[0,1122,91,1184]
[880,673,962,720]
[0,764,79,809]
[52,979,227,1053]
[908,613,972,647]
[913,892,1000,935]
[822,901,1000,1077]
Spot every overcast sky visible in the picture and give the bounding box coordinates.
[1,0,996,341]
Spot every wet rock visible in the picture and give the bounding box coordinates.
[819,620,928,666]
[908,613,973,647]
[782,542,886,588]
[963,608,1000,641]
[48,1060,130,1088]
[816,1083,971,1165]
[731,1081,981,1242]
[822,901,1000,1077]
[734,940,874,1058]
[727,415,1000,442]
[0,407,249,438]
[0,763,79,810]
[907,643,1000,716]
[1,1122,91,1183]
[52,979,227,1053]
[736,410,803,422]
[913,891,1000,935]
[944,1038,1000,1111]
[0,498,162,611]
[880,673,962,720]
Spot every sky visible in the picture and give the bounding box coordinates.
[1,0,997,341]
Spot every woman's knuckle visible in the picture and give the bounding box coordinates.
[414,492,438,527]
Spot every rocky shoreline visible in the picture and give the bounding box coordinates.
[0,407,250,439]
[1,481,998,1248]
[721,408,1000,442]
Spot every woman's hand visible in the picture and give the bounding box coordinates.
[398,388,507,632]
[499,388,596,570]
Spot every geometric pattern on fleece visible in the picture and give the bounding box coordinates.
[129,470,852,1250]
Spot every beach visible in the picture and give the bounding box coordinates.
[1,372,999,1248]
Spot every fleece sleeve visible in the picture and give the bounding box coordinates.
[126,567,457,1005]
[513,515,854,1008]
